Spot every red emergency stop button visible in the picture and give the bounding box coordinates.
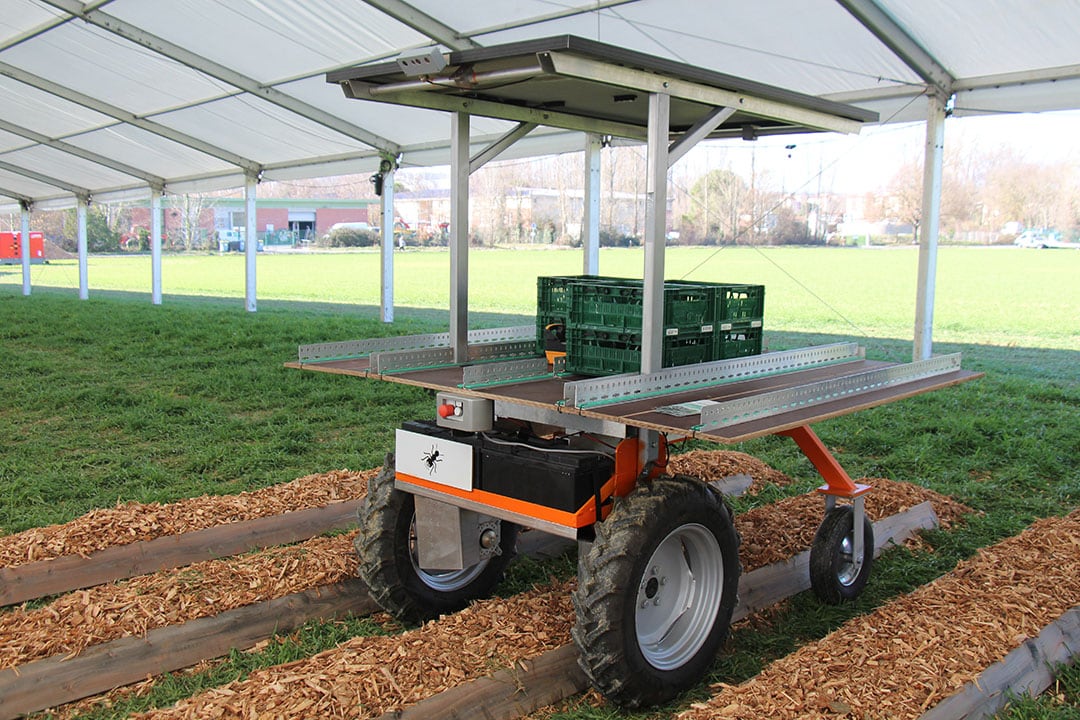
[437,403,455,418]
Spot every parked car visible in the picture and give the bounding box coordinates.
[1013,231,1063,249]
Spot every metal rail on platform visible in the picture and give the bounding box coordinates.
[460,357,553,387]
[371,339,538,374]
[697,353,963,430]
[298,325,534,363]
[563,342,865,408]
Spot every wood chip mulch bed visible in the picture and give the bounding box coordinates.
[0,469,376,568]
[0,449,778,570]
[39,479,966,720]
[5,468,967,682]
[680,509,1080,720]
[737,477,971,571]
[133,580,578,720]
[0,533,360,670]
[667,449,794,494]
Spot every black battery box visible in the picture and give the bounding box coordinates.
[478,434,614,514]
[399,420,614,514]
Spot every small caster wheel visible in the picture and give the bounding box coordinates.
[809,504,874,604]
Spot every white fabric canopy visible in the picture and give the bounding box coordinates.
[2,0,1080,210]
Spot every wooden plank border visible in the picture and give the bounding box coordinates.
[0,499,363,607]
[380,501,940,720]
[920,605,1080,720]
[0,578,378,720]
[0,529,572,718]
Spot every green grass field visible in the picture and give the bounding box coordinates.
[1,245,1078,719]
[4,245,1077,351]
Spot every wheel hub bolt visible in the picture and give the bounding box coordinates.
[479,529,498,549]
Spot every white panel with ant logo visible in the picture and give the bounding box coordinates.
[395,428,474,491]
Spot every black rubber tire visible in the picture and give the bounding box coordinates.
[355,454,518,623]
[572,475,741,708]
[809,505,874,604]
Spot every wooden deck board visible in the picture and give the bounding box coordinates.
[288,355,980,443]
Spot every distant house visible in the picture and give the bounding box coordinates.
[394,187,650,243]
[128,198,379,248]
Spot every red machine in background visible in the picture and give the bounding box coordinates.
[0,231,45,264]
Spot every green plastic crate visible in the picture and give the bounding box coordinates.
[565,327,714,376]
[568,281,712,333]
[671,280,765,324]
[536,275,632,353]
[714,319,764,359]
[537,275,765,372]
[714,284,765,322]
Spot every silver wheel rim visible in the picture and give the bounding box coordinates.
[635,523,724,671]
[837,533,861,587]
[408,515,489,592]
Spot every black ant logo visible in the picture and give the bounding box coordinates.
[421,445,443,474]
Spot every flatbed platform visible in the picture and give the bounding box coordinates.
[286,352,980,443]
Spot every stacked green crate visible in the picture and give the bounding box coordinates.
[535,275,630,354]
[565,280,717,375]
[536,275,764,376]
[678,282,765,359]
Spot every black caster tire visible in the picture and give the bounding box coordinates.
[572,475,741,708]
[809,505,874,604]
[356,454,518,623]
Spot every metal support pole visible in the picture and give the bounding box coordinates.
[150,187,163,305]
[450,112,470,364]
[77,196,89,300]
[914,93,946,361]
[777,425,860,496]
[641,92,670,375]
[244,172,258,313]
[381,167,396,323]
[582,133,602,275]
[19,201,31,296]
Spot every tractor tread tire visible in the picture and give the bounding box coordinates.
[356,453,517,623]
[572,475,741,708]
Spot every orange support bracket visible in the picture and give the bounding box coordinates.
[777,425,871,499]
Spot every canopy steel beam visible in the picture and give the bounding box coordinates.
[469,122,537,174]
[953,63,1080,93]
[450,112,469,363]
[380,166,395,323]
[0,186,34,205]
[582,132,601,275]
[41,0,400,155]
[151,188,162,305]
[667,106,736,167]
[914,94,945,361]
[543,53,865,135]
[641,91,669,375]
[0,0,117,52]
[77,197,89,300]
[0,117,165,186]
[834,0,954,96]
[462,0,640,37]
[0,159,90,197]
[20,203,31,296]
[0,60,261,175]
[362,0,480,51]
[344,81,648,140]
[244,173,257,313]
